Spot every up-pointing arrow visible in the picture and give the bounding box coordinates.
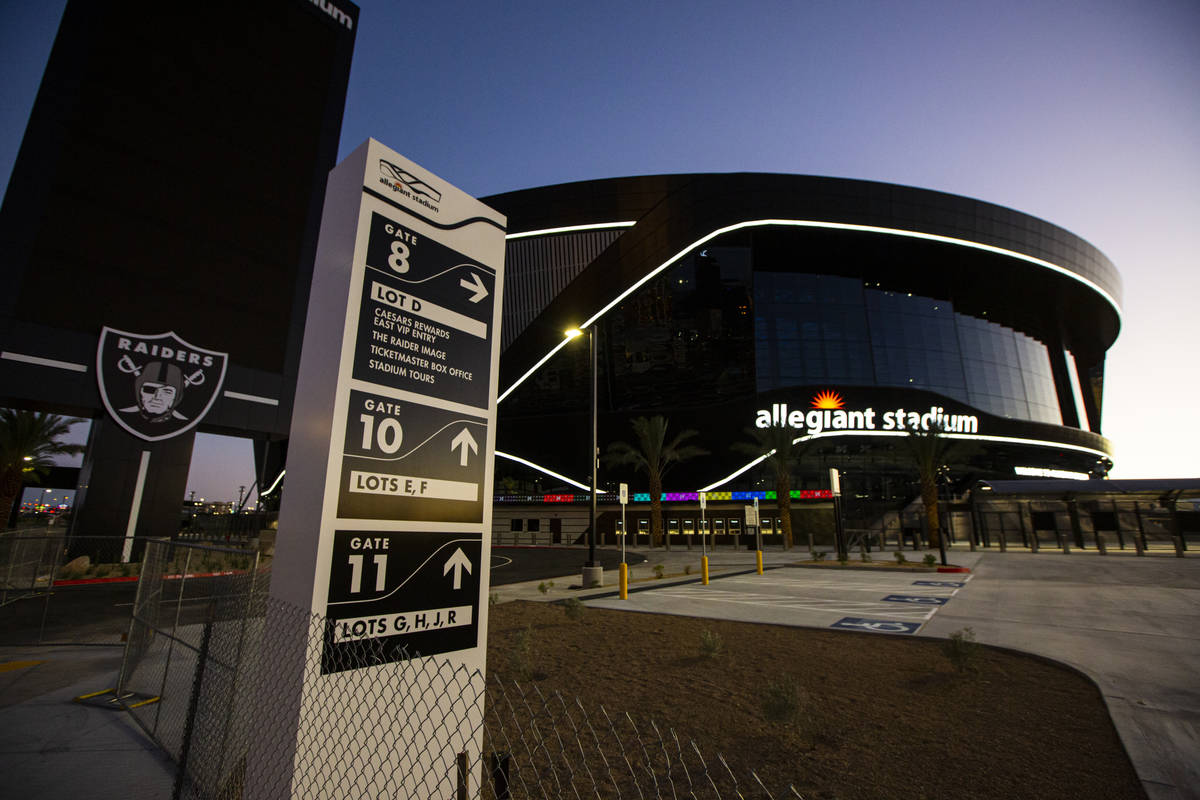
[443,547,472,590]
[450,427,478,467]
[459,272,488,303]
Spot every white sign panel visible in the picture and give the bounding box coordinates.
[255,140,505,799]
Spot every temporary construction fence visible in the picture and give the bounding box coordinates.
[117,538,265,782]
[0,527,63,606]
[117,539,802,799]
[0,531,155,645]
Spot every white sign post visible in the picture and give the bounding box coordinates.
[619,482,628,563]
[250,140,506,799]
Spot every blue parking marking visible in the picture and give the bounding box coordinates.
[831,617,921,634]
[912,580,965,588]
[882,594,948,605]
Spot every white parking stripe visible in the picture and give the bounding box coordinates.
[648,587,936,620]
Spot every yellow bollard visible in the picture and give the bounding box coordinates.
[619,562,628,600]
[756,550,763,575]
[701,556,709,585]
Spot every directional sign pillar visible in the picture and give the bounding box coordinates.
[248,140,505,799]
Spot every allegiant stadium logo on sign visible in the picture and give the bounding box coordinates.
[379,160,442,213]
[755,392,979,435]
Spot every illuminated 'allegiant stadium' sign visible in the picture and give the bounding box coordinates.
[755,391,979,435]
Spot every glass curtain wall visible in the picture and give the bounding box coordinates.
[754,273,1061,425]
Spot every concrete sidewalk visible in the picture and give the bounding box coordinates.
[0,644,174,799]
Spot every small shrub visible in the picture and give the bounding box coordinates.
[683,564,692,575]
[489,591,499,607]
[653,564,665,579]
[894,551,907,565]
[509,625,535,680]
[537,581,550,595]
[699,629,724,659]
[813,551,827,562]
[761,677,806,725]
[923,553,938,568]
[860,552,872,563]
[562,597,585,621]
[943,627,980,674]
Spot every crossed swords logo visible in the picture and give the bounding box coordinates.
[116,354,205,421]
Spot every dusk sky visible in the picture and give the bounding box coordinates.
[3,0,1198,502]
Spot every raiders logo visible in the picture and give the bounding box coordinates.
[96,327,228,442]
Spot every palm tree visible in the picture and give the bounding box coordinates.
[604,416,707,550]
[901,424,957,549]
[0,409,85,527]
[732,425,808,550]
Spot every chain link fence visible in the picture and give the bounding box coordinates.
[116,540,800,799]
[0,527,63,606]
[0,531,147,644]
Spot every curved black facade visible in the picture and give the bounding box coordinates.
[484,174,1120,495]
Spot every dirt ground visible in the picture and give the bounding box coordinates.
[487,600,1146,800]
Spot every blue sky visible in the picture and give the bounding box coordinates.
[4,0,1198,499]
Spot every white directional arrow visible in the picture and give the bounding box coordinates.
[450,427,478,466]
[459,272,488,303]
[443,547,472,590]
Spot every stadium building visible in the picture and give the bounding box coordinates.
[482,174,1120,543]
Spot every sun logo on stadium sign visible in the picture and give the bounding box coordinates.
[811,390,845,410]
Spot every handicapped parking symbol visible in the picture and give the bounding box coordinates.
[831,617,921,634]
[882,594,948,605]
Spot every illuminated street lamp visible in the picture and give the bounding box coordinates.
[566,327,602,587]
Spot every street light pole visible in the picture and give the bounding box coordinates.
[588,325,598,568]
[567,326,604,588]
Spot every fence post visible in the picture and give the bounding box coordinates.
[118,540,156,694]
[173,602,215,800]
[491,752,511,800]
[215,549,262,784]
[456,751,469,800]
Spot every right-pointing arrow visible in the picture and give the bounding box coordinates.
[443,547,472,590]
[450,427,478,467]
[459,272,488,303]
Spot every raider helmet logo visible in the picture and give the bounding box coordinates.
[97,327,228,441]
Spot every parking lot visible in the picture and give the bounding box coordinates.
[587,566,969,635]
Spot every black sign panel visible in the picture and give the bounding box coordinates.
[322,530,482,673]
[337,389,486,522]
[96,327,228,441]
[352,212,495,409]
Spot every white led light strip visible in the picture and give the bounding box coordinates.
[498,425,1109,497]
[505,221,636,240]
[499,218,1122,402]
[698,429,1111,493]
[495,450,591,491]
